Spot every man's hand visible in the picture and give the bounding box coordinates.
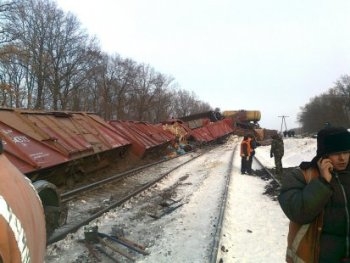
[317,157,333,183]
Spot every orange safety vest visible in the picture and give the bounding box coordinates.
[286,168,323,263]
[240,138,251,156]
[0,155,46,263]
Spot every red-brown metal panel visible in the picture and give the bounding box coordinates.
[25,113,94,157]
[108,121,148,157]
[222,117,234,128]
[0,108,131,176]
[189,127,215,142]
[189,120,233,143]
[206,120,234,138]
[86,114,132,148]
[131,122,175,145]
[109,120,175,157]
[24,111,130,158]
[0,121,69,174]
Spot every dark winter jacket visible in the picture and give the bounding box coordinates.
[249,137,259,156]
[270,136,284,157]
[279,164,350,262]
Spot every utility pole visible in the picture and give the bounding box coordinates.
[278,115,289,134]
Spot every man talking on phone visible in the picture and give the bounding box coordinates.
[279,126,350,263]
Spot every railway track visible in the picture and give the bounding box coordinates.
[45,139,281,262]
[254,155,282,186]
[211,154,281,263]
[47,150,203,245]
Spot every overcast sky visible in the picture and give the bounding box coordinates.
[55,0,350,131]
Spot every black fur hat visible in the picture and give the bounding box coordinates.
[316,126,350,157]
[300,126,350,169]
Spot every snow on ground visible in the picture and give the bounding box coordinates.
[256,136,317,169]
[45,135,318,263]
[138,141,234,263]
[217,136,317,262]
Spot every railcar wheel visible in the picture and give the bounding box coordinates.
[33,180,67,237]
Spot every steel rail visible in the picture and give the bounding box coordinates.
[60,149,199,201]
[209,148,281,262]
[47,154,202,245]
[60,158,166,201]
[253,155,281,187]
[209,144,237,263]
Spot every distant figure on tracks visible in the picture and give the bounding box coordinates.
[240,136,252,174]
[270,133,284,176]
[279,126,350,262]
[247,134,259,174]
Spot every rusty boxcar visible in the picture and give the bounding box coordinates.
[0,108,131,236]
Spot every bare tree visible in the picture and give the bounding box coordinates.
[0,0,100,110]
[112,57,139,120]
[95,54,139,120]
[0,45,27,107]
[146,73,175,122]
[128,63,157,121]
[0,1,16,44]
[298,75,350,133]
[45,10,100,110]
[171,89,211,118]
[0,0,214,121]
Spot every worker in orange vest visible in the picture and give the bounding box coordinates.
[240,136,252,174]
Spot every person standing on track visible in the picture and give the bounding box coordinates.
[270,133,284,176]
[278,126,350,262]
[240,136,252,174]
[247,134,259,175]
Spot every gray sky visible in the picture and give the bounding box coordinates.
[55,0,350,131]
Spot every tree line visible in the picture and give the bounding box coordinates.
[0,0,348,131]
[0,0,211,122]
[298,75,350,133]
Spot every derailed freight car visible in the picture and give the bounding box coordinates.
[167,111,235,144]
[0,108,131,235]
[176,110,269,143]
[0,109,132,183]
[0,107,257,238]
[108,120,175,158]
[222,110,261,128]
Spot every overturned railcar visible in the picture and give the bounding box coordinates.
[0,108,131,235]
[222,110,261,127]
[173,111,235,144]
[0,108,131,184]
[188,119,234,144]
[178,110,223,129]
[108,120,175,158]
